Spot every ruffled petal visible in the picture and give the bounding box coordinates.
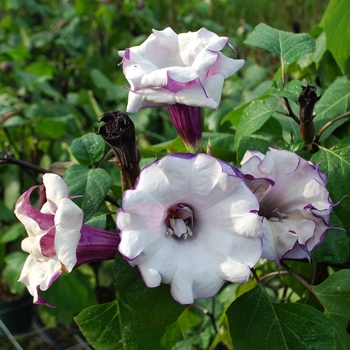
[117,153,263,303]
[54,198,83,272]
[18,255,62,306]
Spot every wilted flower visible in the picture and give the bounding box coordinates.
[117,153,263,304]
[240,148,336,263]
[14,173,120,306]
[118,27,245,153]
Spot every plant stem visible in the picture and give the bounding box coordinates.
[192,303,218,334]
[314,111,350,143]
[280,261,325,310]
[250,267,272,301]
[0,151,49,174]
[0,151,120,207]
[283,97,300,124]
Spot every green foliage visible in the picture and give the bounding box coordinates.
[312,270,350,349]
[227,285,336,350]
[113,254,185,328]
[244,23,316,68]
[1,1,350,349]
[64,165,112,222]
[74,300,182,350]
[320,0,350,74]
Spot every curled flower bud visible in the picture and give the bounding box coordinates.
[298,84,321,144]
[97,110,141,191]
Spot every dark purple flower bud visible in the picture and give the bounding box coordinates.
[97,110,140,191]
[298,84,321,144]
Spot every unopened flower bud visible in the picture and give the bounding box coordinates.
[298,84,321,144]
[97,110,140,191]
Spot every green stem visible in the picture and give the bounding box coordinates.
[251,267,272,302]
[315,111,350,143]
[280,261,325,310]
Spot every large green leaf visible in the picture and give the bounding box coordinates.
[313,270,350,349]
[320,0,350,74]
[244,23,316,68]
[75,300,182,350]
[311,137,350,210]
[226,285,336,350]
[314,76,350,141]
[71,132,106,166]
[113,253,185,328]
[234,99,274,146]
[64,165,112,221]
[41,267,98,327]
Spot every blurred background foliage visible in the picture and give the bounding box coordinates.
[0,0,345,343]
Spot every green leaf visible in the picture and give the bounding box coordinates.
[3,251,27,294]
[90,68,126,101]
[227,285,336,350]
[244,23,316,67]
[311,137,350,210]
[269,80,303,104]
[320,0,350,74]
[0,222,25,243]
[71,133,106,166]
[314,76,350,141]
[0,104,20,115]
[313,270,350,349]
[34,118,68,139]
[113,253,185,328]
[75,300,182,350]
[236,136,270,164]
[235,99,274,146]
[64,165,112,221]
[41,267,98,327]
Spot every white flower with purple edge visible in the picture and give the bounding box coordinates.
[118,27,245,113]
[14,173,120,306]
[117,153,264,304]
[118,27,245,153]
[240,148,337,263]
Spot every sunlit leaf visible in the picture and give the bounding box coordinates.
[234,99,274,146]
[244,23,316,67]
[227,285,336,350]
[320,0,350,74]
[71,132,106,166]
[64,165,111,221]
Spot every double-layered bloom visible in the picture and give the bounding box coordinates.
[117,153,264,304]
[14,173,120,306]
[118,27,245,153]
[240,148,336,263]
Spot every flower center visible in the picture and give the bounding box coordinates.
[165,204,194,240]
[260,207,288,222]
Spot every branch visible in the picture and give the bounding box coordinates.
[0,150,49,174]
[314,111,350,143]
[280,261,325,310]
[283,97,300,125]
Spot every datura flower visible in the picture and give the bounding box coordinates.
[14,173,119,306]
[240,148,336,263]
[118,27,245,153]
[117,153,264,304]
